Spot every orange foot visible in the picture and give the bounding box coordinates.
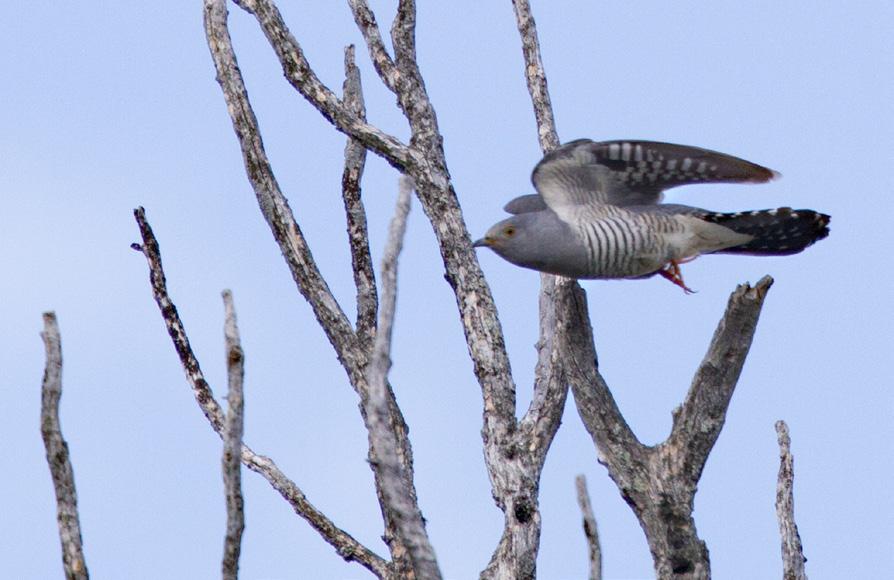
[658,260,696,294]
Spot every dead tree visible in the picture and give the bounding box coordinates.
[38,1,809,578]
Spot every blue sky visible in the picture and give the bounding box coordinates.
[1,2,891,578]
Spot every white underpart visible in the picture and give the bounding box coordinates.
[670,216,754,260]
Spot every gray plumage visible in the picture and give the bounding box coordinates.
[474,139,830,291]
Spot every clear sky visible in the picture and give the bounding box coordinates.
[2,2,891,579]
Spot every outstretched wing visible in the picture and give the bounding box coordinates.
[530,139,779,216]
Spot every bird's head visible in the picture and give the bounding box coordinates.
[473,211,589,278]
[474,213,562,273]
[473,216,530,257]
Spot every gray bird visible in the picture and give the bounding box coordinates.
[473,139,830,292]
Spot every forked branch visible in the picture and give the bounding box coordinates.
[569,278,774,578]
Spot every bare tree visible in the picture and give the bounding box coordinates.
[40,1,810,578]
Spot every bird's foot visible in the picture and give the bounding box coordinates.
[658,260,696,294]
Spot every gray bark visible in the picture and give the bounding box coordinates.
[575,475,602,580]
[204,2,423,575]
[40,312,89,580]
[775,421,808,580]
[565,277,774,578]
[221,290,246,580]
[364,178,441,579]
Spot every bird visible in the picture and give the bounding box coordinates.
[473,139,830,293]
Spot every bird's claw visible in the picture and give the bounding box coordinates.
[658,260,696,294]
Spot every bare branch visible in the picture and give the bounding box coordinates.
[479,4,570,577]
[226,0,411,168]
[216,1,531,576]
[667,275,774,481]
[560,282,646,469]
[347,0,400,93]
[205,4,423,570]
[510,0,571,478]
[131,208,390,578]
[575,475,602,580]
[221,290,246,580]
[390,0,417,66]
[510,0,560,151]
[365,178,441,579]
[775,421,808,580]
[517,276,570,470]
[569,278,774,578]
[341,45,378,348]
[40,312,89,580]
[204,0,367,386]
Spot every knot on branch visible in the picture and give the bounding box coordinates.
[513,497,534,524]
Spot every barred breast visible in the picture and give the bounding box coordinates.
[572,206,679,279]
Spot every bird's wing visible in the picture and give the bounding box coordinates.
[503,194,547,214]
[531,139,779,216]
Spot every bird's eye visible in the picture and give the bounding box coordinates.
[503,226,516,237]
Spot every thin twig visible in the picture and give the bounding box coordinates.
[221,290,246,580]
[341,45,377,349]
[365,177,441,579]
[510,0,560,151]
[40,312,89,580]
[347,0,400,93]
[775,421,808,580]
[131,208,390,578]
[575,475,602,580]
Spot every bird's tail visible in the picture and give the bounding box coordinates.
[701,208,830,256]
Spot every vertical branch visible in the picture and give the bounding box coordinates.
[510,0,559,151]
[365,178,441,579]
[221,291,246,580]
[341,45,377,348]
[775,421,808,580]
[391,0,417,65]
[575,475,602,580]
[40,312,89,580]
[510,0,571,460]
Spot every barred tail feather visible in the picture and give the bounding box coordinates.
[702,208,830,256]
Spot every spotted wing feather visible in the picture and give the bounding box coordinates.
[531,139,779,214]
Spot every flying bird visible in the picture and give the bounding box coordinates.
[473,140,830,292]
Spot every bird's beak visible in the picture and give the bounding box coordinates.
[473,236,491,248]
